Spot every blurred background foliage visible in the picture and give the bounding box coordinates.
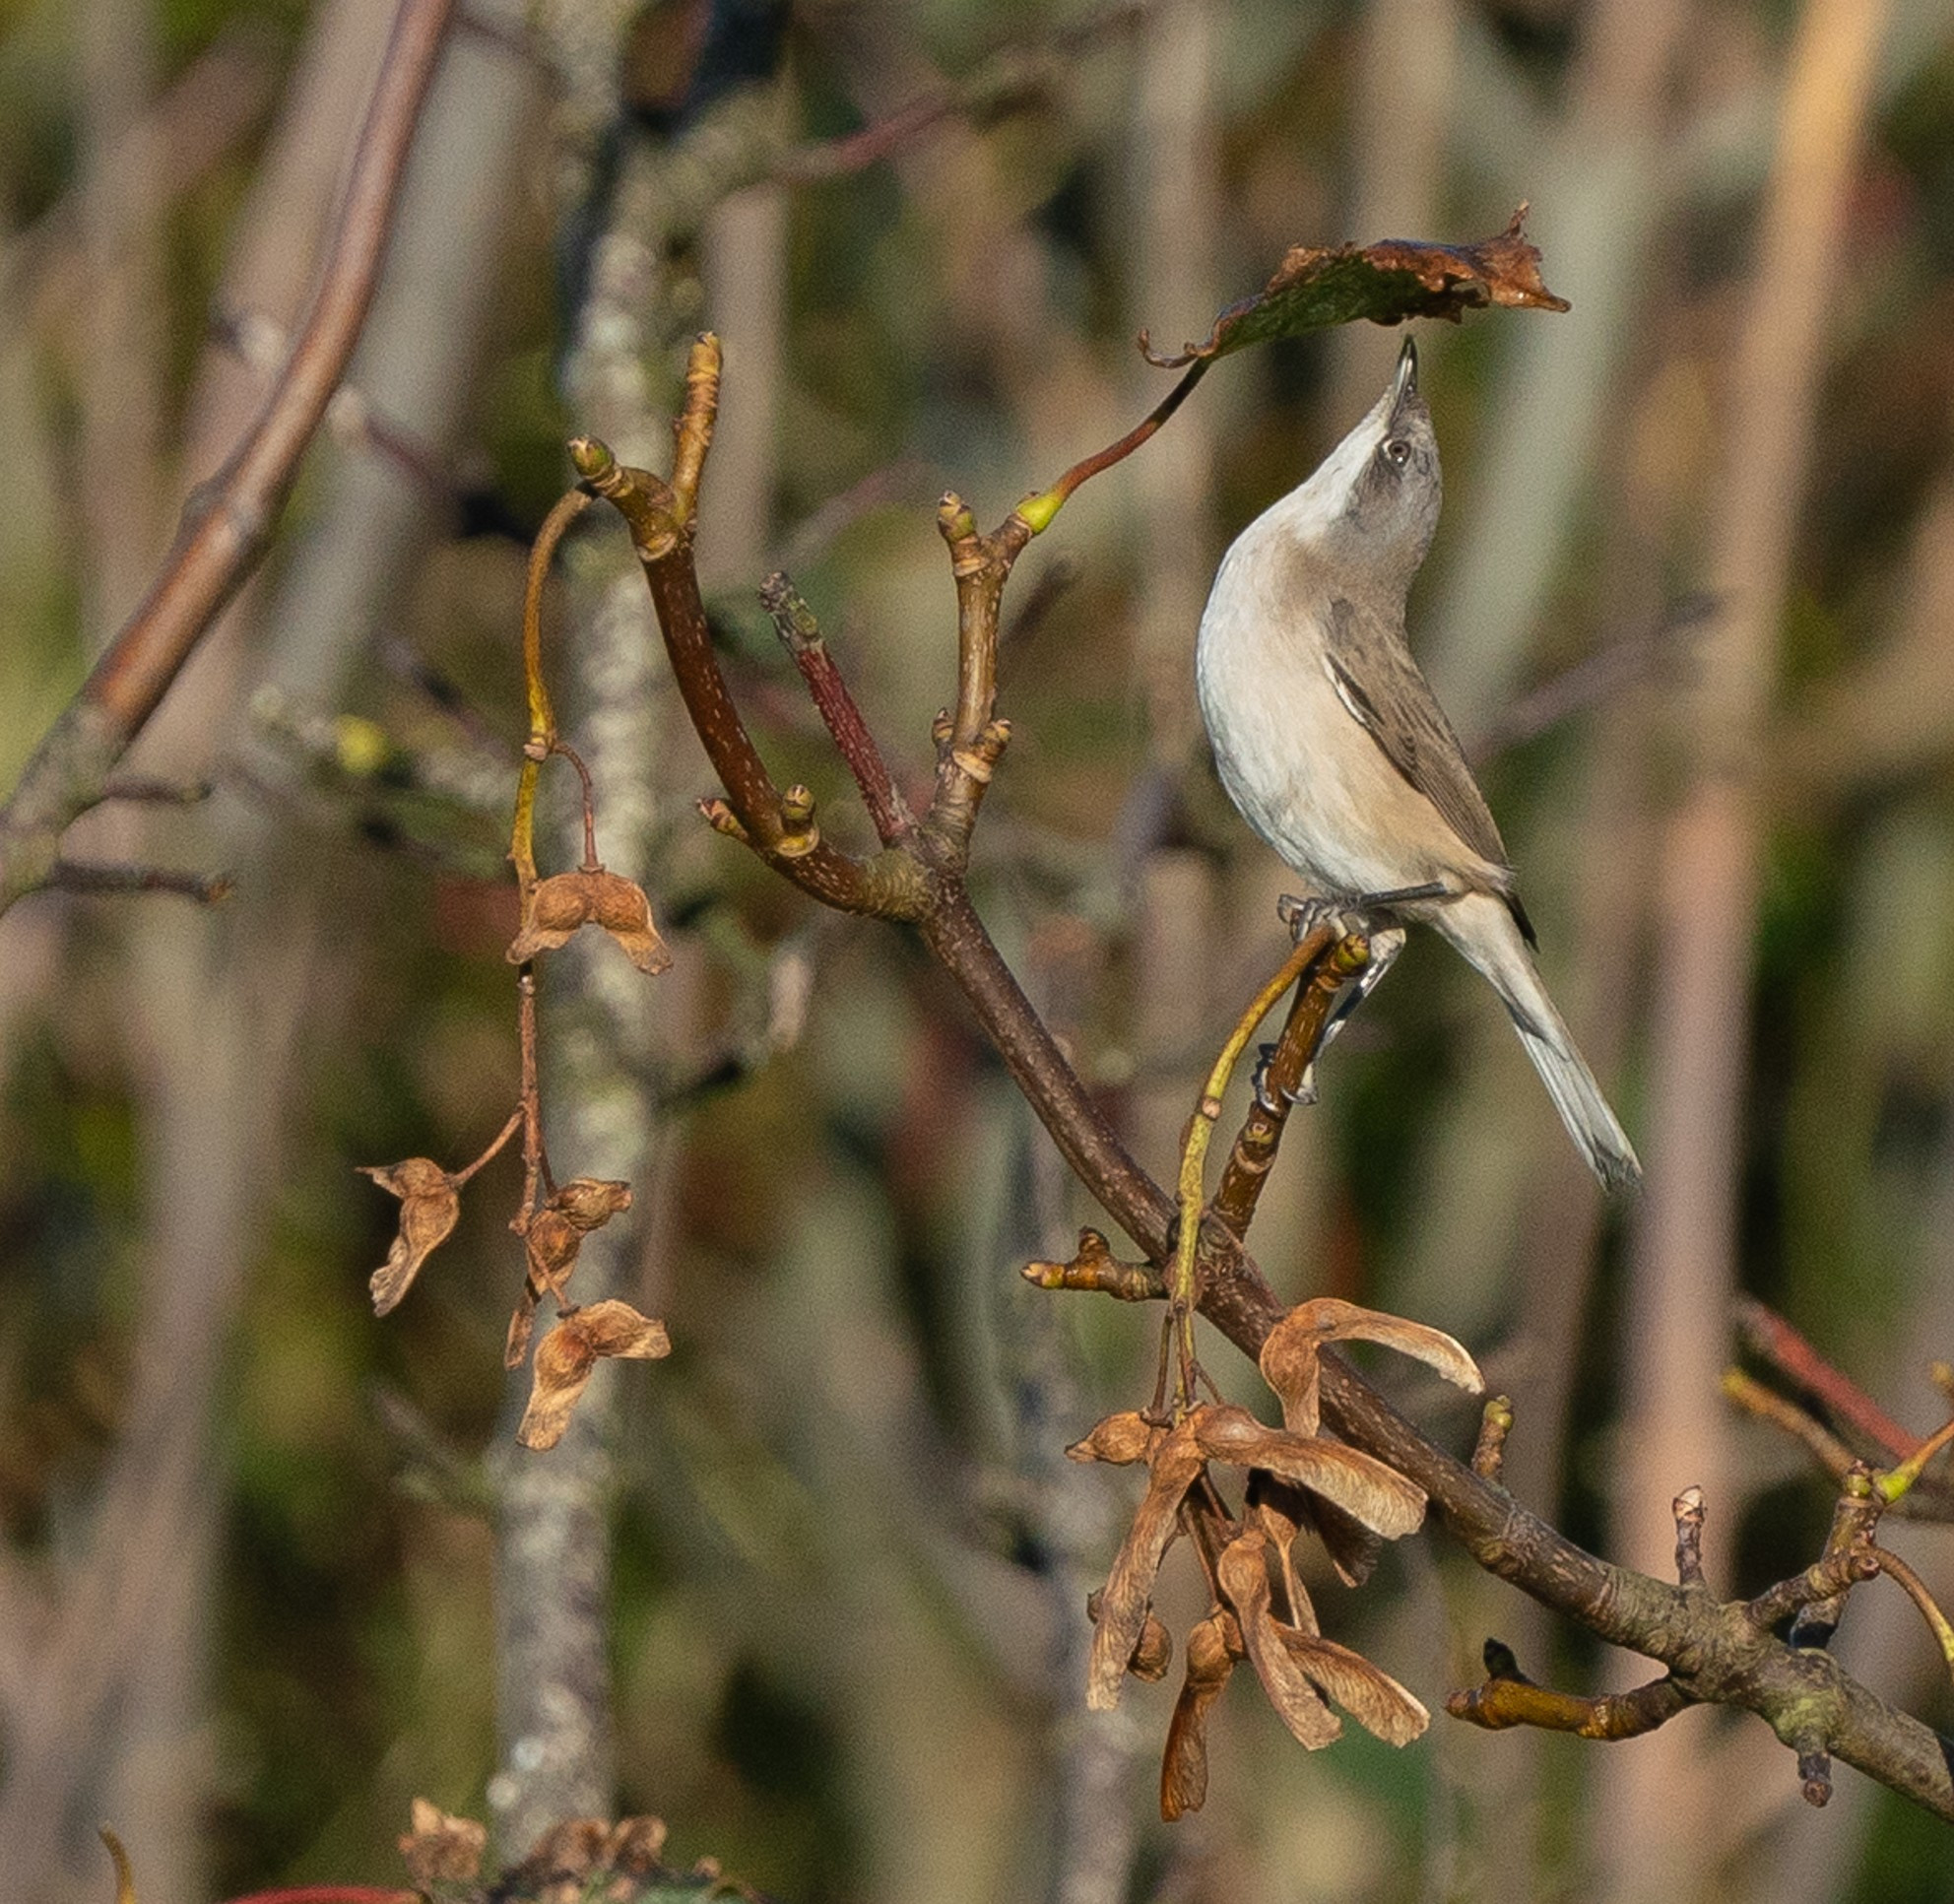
[1,0,1953,1900]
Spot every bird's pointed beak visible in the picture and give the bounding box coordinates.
[1393,336,1418,407]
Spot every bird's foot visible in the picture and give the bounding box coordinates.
[1277,884,1447,943]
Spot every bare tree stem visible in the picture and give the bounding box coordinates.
[0,0,457,913]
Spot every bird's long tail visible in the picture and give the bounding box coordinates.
[1434,892,1641,1193]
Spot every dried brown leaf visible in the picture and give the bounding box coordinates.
[517,1298,673,1451]
[513,1817,609,1878]
[1193,1404,1425,1539]
[1141,207,1569,367]
[397,1797,486,1886]
[1260,1296,1482,1438]
[507,867,673,975]
[1216,1532,1341,1749]
[1088,1418,1205,1710]
[1277,1630,1430,1747]
[1066,1409,1159,1466]
[359,1157,461,1316]
[1160,1609,1240,1821]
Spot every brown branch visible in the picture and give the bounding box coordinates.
[1209,937,1369,1237]
[600,319,1954,1829]
[0,0,457,916]
[45,860,233,903]
[569,419,924,921]
[1024,1230,1165,1302]
[924,495,1028,860]
[759,571,915,846]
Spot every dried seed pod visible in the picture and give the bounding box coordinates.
[517,1299,672,1451]
[1161,1609,1241,1820]
[359,1157,461,1315]
[1260,1296,1481,1439]
[1276,1630,1429,1747]
[1216,1531,1340,1750]
[1088,1418,1206,1710]
[506,1178,634,1369]
[1066,1410,1158,1466]
[507,868,672,974]
[1087,1589,1174,1682]
[1193,1404,1425,1539]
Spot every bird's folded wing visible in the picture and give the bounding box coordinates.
[1324,594,1512,876]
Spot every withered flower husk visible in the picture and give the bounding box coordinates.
[517,1297,672,1451]
[505,1176,634,1369]
[1086,1416,1205,1710]
[1192,1403,1425,1539]
[397,1797,486,1886]
[359,1157,461,1315]
[1216,1531,1341,1750]
[507,867,673,975]
[1260,1296,1481,1439]
[1160,1608,1242,1820]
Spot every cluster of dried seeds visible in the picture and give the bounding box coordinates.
[1071,1298,1481,1816]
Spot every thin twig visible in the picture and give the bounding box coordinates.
[1733,1295,1920,1462]
[0,0,458,915]
[46,861,233,903]
[1446,1640,1690,1740]
[760,571,914,846]
[1470,1397,1515,1483]
[1674,1485,1707,1588]
[1210,935,1372,1237]
[1870,1546,1954,1683]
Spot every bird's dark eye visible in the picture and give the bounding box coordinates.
[1384,437,1411,469]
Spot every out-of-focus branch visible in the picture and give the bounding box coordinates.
[772,3,1149,183]
[0,0,456,915]
[1733,1295,1925,1464]
[1724,1301,1954,1523]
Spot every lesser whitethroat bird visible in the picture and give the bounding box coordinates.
[1194,337,1639,1192]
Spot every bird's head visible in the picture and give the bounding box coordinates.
[1272,337,1441,596]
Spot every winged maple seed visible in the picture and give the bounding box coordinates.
[517,1297,672,1450]
[506,866,673,974]
[505,1175,634,1366]
[1071,1297,1477,1818]
[359,1156,461,1315]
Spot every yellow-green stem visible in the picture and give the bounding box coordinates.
[1875,1413,1954,1503]
[521,486,591,746]
[1168,927,1365,1410]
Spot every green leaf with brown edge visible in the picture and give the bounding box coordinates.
[1140,205,1569,369]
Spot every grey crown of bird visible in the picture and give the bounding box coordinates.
[1195,338,1640,1192]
